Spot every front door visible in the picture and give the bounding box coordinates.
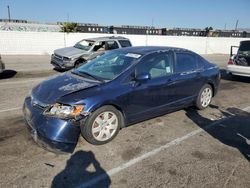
[124,51,176,122]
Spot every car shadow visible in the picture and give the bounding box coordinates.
[185,105,250,161]
[220,69,250,83]
[0,70,17,79]
[51,150,111,188]
[53,67,69,73]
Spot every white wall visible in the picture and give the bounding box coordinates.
[0,31,249,55]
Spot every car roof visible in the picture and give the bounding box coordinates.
[111,46,190,55]
[86,36,129,42]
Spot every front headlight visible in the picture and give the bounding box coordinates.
[44,103,84,119]
[63,57,74,61]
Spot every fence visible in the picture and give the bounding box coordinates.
[0,31,249,55]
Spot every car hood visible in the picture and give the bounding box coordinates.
[32,73,99,104]
[54,46,89,58]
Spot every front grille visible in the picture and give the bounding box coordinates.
[54,54,64,61]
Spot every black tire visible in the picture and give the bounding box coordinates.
[230,74,238,81]
[196,84,213,110]
[74,59,85,68]
[80,105,123,145]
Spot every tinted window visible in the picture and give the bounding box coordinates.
[106,41,119,50]
[239,41,250,52]
[175,53,197,73]
[196,55,206,69]
[119,40,132,47]
[136,52,174,79]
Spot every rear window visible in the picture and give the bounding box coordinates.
[196,55,206,69]
[239,41,250,52]
[175,53,197,73]
[118,40,132,48]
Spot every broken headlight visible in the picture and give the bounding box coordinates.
[44,103,84,119]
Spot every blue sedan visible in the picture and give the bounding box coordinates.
[23,46,220,153]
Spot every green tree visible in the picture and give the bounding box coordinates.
[61,22,77,33]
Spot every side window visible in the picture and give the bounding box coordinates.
[118,40,132,48]
[93,41,105,52]
[136,52,174,79]
[106,41,119,50]
[196,55,206,70]
[175,53,197,73]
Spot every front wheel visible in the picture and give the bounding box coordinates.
[74,59,85,68]
[80,105,123,145]
[196,84,213,110]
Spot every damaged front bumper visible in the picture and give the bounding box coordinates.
[23,97,83,153]
[51,54,75,70]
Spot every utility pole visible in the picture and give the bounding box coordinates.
[7,5,11,22]
[235,19,239,30]
[67,13,69,22]
[224,23,227,30]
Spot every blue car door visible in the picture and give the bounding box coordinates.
[170,52,205,105]
[123,51,177,123]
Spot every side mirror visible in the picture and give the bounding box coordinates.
[135,73,151,82]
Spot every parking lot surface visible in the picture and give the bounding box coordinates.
[0,54,249,188]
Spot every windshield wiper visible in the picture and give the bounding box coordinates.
[72,70,104,83]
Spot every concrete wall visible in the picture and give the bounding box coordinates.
[0,31,249,55]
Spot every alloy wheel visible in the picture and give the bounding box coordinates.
[91,111,118,141]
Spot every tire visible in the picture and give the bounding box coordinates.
[230,74,238,81]
[74,59,85,68]
[196,84,213,110]
[80,105,123,145]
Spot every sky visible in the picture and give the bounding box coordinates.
[0,0,249,30]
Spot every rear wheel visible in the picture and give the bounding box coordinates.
[196,84,213,110]
[80,105,123,145]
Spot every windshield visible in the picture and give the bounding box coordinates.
[75,51,142,81]
[238,41,250,55]
[74,40,94,51]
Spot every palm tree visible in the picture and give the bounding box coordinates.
[61,22,77,33]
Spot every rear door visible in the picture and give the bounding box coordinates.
[105,40,120,50]
[172,52,204,104]
[118,40,132,48]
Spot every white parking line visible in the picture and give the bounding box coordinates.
[78,106,250,188]
[0,107,22,113]
[0,78,45,86]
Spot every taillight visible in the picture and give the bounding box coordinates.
[228,59,234,65]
